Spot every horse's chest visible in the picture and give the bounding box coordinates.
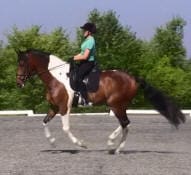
[48,56,71,90]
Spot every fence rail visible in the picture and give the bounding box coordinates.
[0,110,191,117]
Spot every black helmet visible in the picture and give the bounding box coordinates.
[80,22,96,33]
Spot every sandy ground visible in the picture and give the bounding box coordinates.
[0,114,190,175]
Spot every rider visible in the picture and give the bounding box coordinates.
[73,22,97,106]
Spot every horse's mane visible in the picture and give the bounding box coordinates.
[25,49,50,57]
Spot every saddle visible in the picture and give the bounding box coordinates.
[68,61,101,93]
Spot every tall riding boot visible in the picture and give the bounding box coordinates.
[80,90,89,105]
[78,80,91,106]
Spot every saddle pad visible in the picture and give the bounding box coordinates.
[69,63,100,93]
[84,69,101,92]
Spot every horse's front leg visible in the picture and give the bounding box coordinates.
[60,113,87,148]
[43,106,58,146]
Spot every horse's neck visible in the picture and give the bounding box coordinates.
[48,55,67,69]
[38,55,70,86]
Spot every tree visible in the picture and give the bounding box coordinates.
[143,55,191,107]
[7,25,73,59]
[76,9,143,75]
[0,26,73,112]
[152,16,187,67]
[1,13,191,111]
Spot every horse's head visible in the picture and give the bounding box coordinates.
[16,50,35,88]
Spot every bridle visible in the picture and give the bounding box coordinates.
[16,59,68,83]
[16,58,34,83]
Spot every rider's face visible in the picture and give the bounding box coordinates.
[83,30,90,38]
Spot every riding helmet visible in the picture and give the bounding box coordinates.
[80,22,96,33]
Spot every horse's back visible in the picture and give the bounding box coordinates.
[93,70,138,105]
[100,70,136,87]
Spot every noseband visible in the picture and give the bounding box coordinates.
[16,58,35,82]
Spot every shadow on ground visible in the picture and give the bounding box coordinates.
[41,149,184,155]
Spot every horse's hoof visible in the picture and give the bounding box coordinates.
[81,144,88,149]
[108,149,120,154]
[47,137,56,147]
[114,149,120,154]
[107,140,115,147]
[77,140,88,149]
[50,137,56,144]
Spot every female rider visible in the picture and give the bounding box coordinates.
[73,22,96,106]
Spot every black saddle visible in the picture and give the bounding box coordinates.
[68,61,101,93]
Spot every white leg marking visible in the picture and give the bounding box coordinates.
[48,55,88,147]
[43,123,56,146]
[60,84,87,148]
[60,114,87,148]
[115,127,129,154]
[107,126,122,146]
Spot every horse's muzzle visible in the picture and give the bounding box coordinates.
[16,75,26,88]
[16,80,25,88]
[17,82,25,88]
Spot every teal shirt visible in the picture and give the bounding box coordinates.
[80,36,95,61]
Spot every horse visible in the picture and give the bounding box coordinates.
[16,49,186,154]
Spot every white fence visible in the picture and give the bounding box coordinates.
[0,110,191,117]
[0,110,34,116]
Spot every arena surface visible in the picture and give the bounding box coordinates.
[0,114,191,175]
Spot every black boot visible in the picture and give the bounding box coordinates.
[80,90,88,106]
[72,92,80,107]
[77,80,92,107]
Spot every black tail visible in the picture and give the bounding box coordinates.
[136,78,186,128]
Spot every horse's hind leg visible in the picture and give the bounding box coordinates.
[43,106,58,146]
[107,126,122,147]
[115,127,129,154]
[109,107,130,154]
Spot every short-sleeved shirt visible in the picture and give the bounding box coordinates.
[80,36,95,61]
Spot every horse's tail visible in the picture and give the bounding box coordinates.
[135,77,186,128]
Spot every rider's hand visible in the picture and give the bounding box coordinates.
[67,57,74,63]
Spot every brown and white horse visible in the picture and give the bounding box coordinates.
[16,49,185,154]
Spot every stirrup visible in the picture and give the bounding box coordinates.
[78,98,92,107]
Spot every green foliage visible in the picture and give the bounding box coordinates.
[7,25,73,59]
[0,26,73,111]
[77,9,143,75]
[152,16,186,67]
[0,10,191,112]
[149,56,191,106]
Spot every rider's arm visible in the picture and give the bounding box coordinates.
[74,48,90,61]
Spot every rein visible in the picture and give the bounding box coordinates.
[39,63,68,76]
[17,63,68,80]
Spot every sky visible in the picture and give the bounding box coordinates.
[0,0,190,57]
